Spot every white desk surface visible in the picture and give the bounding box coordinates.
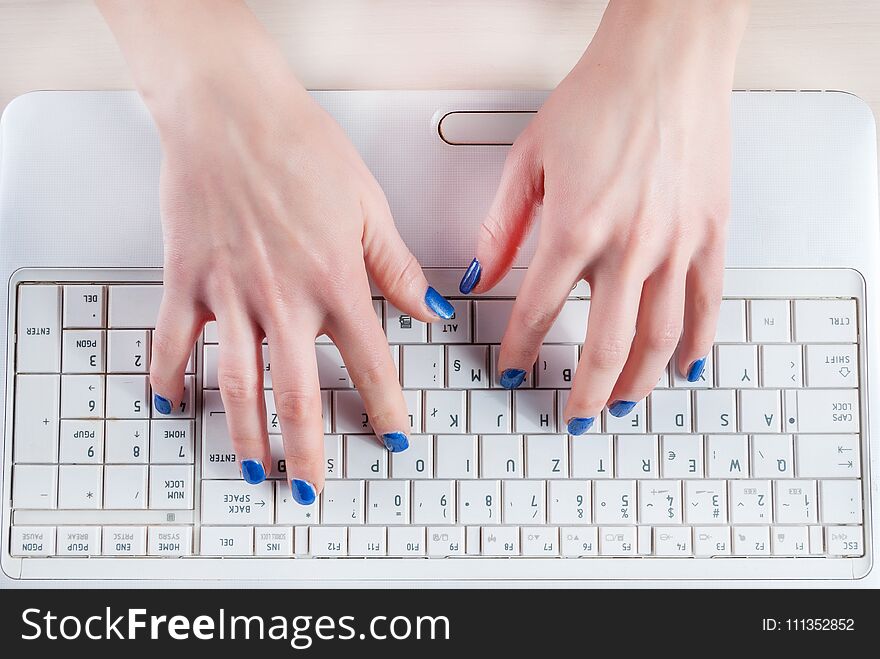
[1,1,879,135]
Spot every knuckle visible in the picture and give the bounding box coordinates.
[643,321,682,353]
[274,388,319,421]
[520,305,558,340]
[151,327,184,365]
[588,337,630,371]
[284,446,323,477]
[384,251,423,300]
[218,370,260,404]
[479,214,508,254]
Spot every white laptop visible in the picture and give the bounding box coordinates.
[0,90,876,587]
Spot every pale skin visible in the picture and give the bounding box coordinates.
[96,0,749,503]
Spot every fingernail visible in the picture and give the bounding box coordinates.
[240,459,266,485]
[290,479,317,505]
[566,417,595,435]
[154,394,172,415]
[687,357,707,383]
[424,286,455,319]
[458,258,482,295]
[500,368,527,389]
[382,431,410,453]
[608,400,637,417]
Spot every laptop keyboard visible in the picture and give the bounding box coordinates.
[7,270,867,567]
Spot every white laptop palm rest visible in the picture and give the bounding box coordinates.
[0,90,877,586]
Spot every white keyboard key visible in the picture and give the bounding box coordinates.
[150,419,194,463]
[707,434,749,478]
[684,480,728,524]
[424,390,466,433]
[548,480,591,524]
[57,526,101,556]
[17,284,61,372]
[794,299,857,343]
[202,344,220,389]
[275,481,320,524]
[771,526,809,556]
[333,390,369,433]
[525,434,568,478]
[615,435,658,478]
[458,480,500,524]
[105,419,149,463]
[639,480,682,524]
[385,302,427,343]
[594,480,636,524]
[480,435,523,477]
[715,299,746,342]
[560,527,598,556]
[761,344,803,388]
[102,526,147,556]
[12,465,57,509]
[105,375,150,418]
[751,434,793,478]
[536,344,578,388]
[693,526,731,556]
[107,329,150,373]
[322,480,364,524]
[201,526,253,556]
[148,465,193,509]
[62,330,105,373]
[795,434,860,478]
[412,479,455,524]
[474,299,514,343]
[63,285,105,328]
[103,465,148,510]
[733,526,770,556]
[309,527,347,556]
[61,374,104,418]
[402,389,422,432]
[481,526,519,556]
[695,390,737,433]
[522,527,559,556]
[570,434,613,478]
[826,526,864,556]
[774,479,817,524]
[739,389,781,433]
[819,479,862,523]
[256,527,294,556]
[148,527,193,556]
[427,526,465,556]
[349,526,387,556]
[59,419,103,463]
[151,374,195,418]
[201,480,273,525]
[469,390,511,433]
[430,299,471,343]
[447,344,488,388]
[514,390,556,433]
[716,344,758,388]
[13,374,60,463]
[388,526,426,556]
[11,526,56,556]
[503,480,546,524]
[367,480,410,524]
[795,389,859,432]
[345,435,388,478]
[108,285,162,328]
[58,464,102,509]
[315,344,352,388]
[805,344,858,388]
[654,527,692,556]
[435,434,477,478]
[729,479,772,523]
[604,399,646,433]
[402,344,444,388]
[321,434,343,479]
[391,434,433,478]
[599,527,636,556]
[661,435,703,478]
[671,351,714,388]
[545,300,589,343]
[649,389,691,433]
[749,299,791,342]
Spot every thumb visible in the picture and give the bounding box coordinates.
[461,140,542,295]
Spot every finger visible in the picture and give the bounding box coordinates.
[215,313,271,485]
[330,283,411,452]
[149,290,205,414]
[564,266,644,433]
[265,325,325,503]
[362,195,455,322]
[676,233,725,380]
[496,245,585,389]
[609,260,686,402]
[463,139,542,294]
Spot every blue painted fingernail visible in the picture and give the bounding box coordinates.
[566,417,595,435]
[240,459,266,485]
[382,431,410,453]
[608,400,637,418]
[687,357,707,383]
[424,286,455,319]
[154,394,172,415]
[459,258,482,295]
[500,368,527,389]
[290,479,317,505]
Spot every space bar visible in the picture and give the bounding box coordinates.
[374,268,591,298]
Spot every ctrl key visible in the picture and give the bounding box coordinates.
[11,526,56,556]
